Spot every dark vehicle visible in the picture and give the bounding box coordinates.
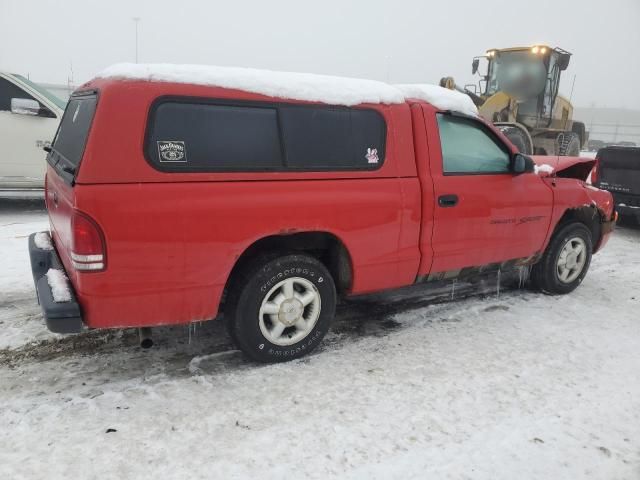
[593,146,640,222]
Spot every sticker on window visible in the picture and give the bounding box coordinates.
[365,148,379,164]
[157,141,187,162]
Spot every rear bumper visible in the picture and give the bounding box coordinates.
[28,232,84,334]
[615,203,640,218]
[606,191,640,218]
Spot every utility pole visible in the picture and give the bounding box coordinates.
[68,61,74,96]
[385,55,391,83]
[569,74,576,103]
[132,17,141,63]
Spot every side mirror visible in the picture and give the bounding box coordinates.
[10,98,55,118]
[11,98,41,116]
[471,58,480,74]
[512,153,535,174]
[557,53,571,71]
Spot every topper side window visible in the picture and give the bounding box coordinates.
[144,98,386,172]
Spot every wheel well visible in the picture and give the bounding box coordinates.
[554,206,603,251]
[225,232,353,296]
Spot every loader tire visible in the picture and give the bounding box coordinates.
[558,132,581,156]
[500,126,532,154]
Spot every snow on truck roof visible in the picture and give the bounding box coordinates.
[97,63,478,115]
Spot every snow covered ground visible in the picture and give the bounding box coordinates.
[1,198,639,479]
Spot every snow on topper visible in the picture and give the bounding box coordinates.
[365,148,379,164]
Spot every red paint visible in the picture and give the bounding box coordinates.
[44,78,614,329]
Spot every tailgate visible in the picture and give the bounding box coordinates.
[596,147,640,196]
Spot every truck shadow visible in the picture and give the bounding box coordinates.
[0,271,519,387]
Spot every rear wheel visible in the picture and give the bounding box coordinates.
[225,253,336,362]
[531,222,593,294]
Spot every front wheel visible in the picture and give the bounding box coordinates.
[530,222,593,294]
[225,253,336,362]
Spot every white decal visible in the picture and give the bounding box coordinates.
[365,148,379,164]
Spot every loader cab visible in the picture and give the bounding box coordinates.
[478,46,571,129]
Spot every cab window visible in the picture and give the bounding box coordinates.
[437,114,510,174]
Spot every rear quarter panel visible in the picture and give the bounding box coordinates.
[74,178,420,328]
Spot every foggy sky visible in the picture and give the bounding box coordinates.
[1,0,639,109]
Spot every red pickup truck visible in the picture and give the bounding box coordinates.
[29,64,615,362]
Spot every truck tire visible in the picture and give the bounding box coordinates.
[225,253,336,362]
[530,222,592,294]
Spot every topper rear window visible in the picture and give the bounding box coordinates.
[144,98,386,172]
[47,94,97,178]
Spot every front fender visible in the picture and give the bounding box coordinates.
[544,178,616,253]
[584,184,616,251]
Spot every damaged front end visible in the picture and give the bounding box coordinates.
[531,155,596,181]
[532,155,616,252]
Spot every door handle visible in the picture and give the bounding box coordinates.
[438,194,459,207]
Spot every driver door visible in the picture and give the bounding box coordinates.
[425,111,553,276]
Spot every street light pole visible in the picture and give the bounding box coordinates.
[132,17,141,63]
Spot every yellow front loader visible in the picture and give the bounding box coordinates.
[441,45,587,156]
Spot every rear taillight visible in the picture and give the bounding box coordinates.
[591,158,600,185]
[71,211,106,271]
